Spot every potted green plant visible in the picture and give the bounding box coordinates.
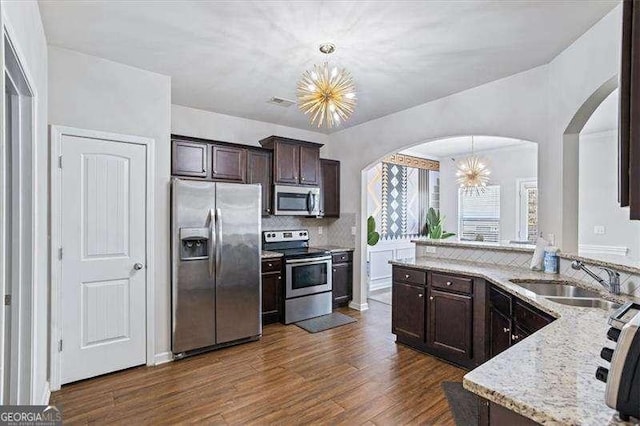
[367,216,380,246]
[425,208,456,239]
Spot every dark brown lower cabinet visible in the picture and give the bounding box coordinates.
[332,252,353,308]
[391,266,555,370]
[261,259,283,325]
[489,307,511,358]
[427,288,473,363]
[392,281,425,341]
[479,399,540,426]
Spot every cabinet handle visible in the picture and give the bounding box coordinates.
[429,296,434,300]
[301,177,305,181]
[418,293,423,298]
[267,208,271,213]
[278,276,281,280]
[333,268,336,272]
[503,327,510,333]
[512,334,520,341]
[405,274,410,279]
[268,263,273,267]
[446,281,452,286]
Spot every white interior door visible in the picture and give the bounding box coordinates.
[60,134,147,385]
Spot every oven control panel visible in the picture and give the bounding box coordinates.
[264,229,309,243]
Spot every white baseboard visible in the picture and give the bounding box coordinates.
[579,244,628,257]
[40,381,51,405]
[154,351,173,365]
[348,301,369,311]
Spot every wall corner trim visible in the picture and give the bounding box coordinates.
[348,301,370,311]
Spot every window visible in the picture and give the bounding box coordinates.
[459,185,500,242]
[518,180,538,243]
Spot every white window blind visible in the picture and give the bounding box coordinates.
[459,185,500,242]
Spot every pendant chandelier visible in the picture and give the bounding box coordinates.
[456,136,491,195]
[296,43,356,129]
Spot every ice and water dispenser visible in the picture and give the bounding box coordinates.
[179,227,210,260]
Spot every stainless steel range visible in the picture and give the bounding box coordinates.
[263,230,332,324]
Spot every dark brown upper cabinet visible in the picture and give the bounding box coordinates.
[172,140,208,178]
[320,159,340,217]
[299,145,320,185]
[259,136,323,186]
[619,0,640,218]
[211,145,246,182]
[247,149,273,216]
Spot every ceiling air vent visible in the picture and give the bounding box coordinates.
[267,97,295,107]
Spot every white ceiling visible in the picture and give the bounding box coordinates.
[38,1,618,133]
[400,136,534,158]
[581,88,618,134]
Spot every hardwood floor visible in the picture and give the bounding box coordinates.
[51,301,465,425]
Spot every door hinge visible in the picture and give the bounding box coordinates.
[4,295,10,306]
[58,155,63,169]
[58,340,63,352]
[58,247,63,260]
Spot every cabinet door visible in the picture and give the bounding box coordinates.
[489,307,511,358]
[299,145,320,185]
[247,150,272,215]
[172,140,208,178]
[427,289,472,358]
[332,261,352,308]
[274,142,299,184]
[392,282,425,341]
[211,145,246,182]
[262,272,282,325]
[320,159,340,217]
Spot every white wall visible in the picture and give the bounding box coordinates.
[439,144,537,242]
[48,46,172,360]
[2,0,49,404]
[579,130,640,259]
[325,5,622,309]
[172,104,329,149]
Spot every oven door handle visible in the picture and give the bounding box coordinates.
[286,256,331,265]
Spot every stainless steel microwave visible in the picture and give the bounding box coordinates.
[273,185,320,216]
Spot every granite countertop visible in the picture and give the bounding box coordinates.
[261,250,283,259]
[313,245,355,253]
[412,238,535,253]
[390,257,637,425]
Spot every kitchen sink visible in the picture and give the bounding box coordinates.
[546,297,621,310]
[514,282,602,298]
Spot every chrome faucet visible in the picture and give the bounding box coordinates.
[571,260,621,295]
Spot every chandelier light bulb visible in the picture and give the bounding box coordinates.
[456,137,491,195]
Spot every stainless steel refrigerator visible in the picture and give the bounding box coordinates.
[171,178,261,355]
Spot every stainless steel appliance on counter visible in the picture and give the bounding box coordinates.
[171,178,261,357]
[597,302,640,422]
[263,230,332,324]
[273,185,320,216]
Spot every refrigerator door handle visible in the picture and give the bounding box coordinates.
[215,207,222,277]
[209,209,215,277]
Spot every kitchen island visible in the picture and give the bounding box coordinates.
[390,257,636,425]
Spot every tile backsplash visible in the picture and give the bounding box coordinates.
[262,212,356,249]
[417,245,640,297]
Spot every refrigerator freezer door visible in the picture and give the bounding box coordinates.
[171,179,217,353]
[215,183,262,343]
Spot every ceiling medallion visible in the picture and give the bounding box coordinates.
[296,43,356,129]
[456,136,491,195]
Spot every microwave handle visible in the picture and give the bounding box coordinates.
[307,191,317,214]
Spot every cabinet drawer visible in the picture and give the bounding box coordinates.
[489,286,512,316]
[332,252,352,264]
[262,259,282,273]
[513,300,553,333]
[431,273,473,295]
[392,267,426,286]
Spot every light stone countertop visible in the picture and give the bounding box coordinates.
[312,245,355,253]
[389,257,638,426]
[412,238,535,253]
[261,250,284,259]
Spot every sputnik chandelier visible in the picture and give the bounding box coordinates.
[456,136,491,195]
[296,43,356,129]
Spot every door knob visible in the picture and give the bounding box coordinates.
[134,263,144,270]
[418,293,423,298]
